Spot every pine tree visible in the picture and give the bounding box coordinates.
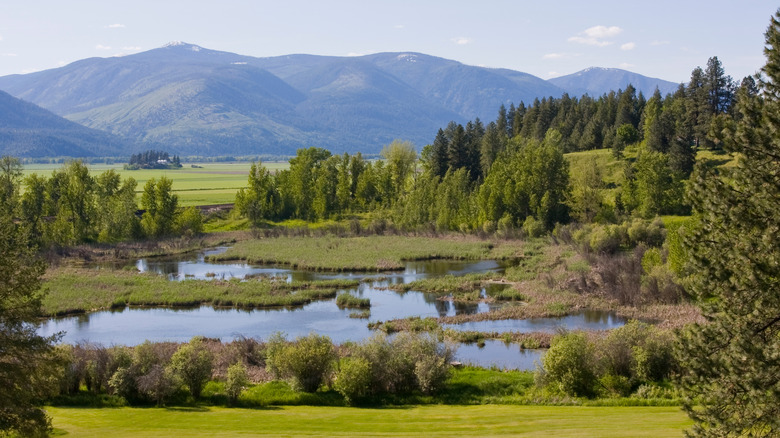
[430,129,450,178]
[0,197,58,437]
[677,9,780,436]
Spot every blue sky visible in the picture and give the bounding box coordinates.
[0,1,775,82]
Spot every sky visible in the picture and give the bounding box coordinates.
[0,1,775,83]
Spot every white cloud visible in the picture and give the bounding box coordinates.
[346,52,363,57]
[621,42,636,51]
[0,53,17,57]
[0,34,3,41]
[96,44,111,50]
[543,53,564,59]
[451,37,471,45]
[547,71,560,77]
[619,62,636,69]
[122,46,142,51]
[394,24,405,29]
[106,23,125,28]
[584,25,622,38]
[569,25,623,47]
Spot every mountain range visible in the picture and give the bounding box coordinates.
[0,42,680,157]
[0,90,131,157]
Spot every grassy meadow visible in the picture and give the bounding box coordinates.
[20,161,290,207]
[208,235,529,271]
[47,405,691,437]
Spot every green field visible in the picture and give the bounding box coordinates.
[21,162,290,207]
[47,405,691,437]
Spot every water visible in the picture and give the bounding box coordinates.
[40,247,624,369]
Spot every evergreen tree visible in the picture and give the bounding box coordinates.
[429,129,450,178]
[704,56,735,115]
[687,66,711,148]
[447,124,468,171]
[480,122,503,176]
[677,10,780,436]
[0,204,58,437]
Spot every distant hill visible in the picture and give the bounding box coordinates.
[0,43,679,156]
[549,67,680,98]
[0,90,133,157]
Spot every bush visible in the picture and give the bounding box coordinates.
[266,333,336,393]
[598,321,676,385]
[169,337,214,399]
[136,364,179,406]
[333,357,372,405]
[588,225,621,254]
[176,206,204,236]
[522,216,546,238]
[540,332,597,397]
[350,333,453,396]
[226,362,250,405]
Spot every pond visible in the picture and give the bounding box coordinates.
[39,247,625,369]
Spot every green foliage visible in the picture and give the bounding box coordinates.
[225,362,249,405]
[175,206,204,237]
[333,357,372,405]
[141,176,179,237]
[522,216,546,238]
[478,135,570,229]
[349,333,454,397]
[540,332,597,397]
[266,333,336,393]
[169,337,214,399]
[0,210,57,437]
[676,10,780,436]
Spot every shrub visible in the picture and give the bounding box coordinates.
[333,357,372,405]
[588,225,620,254]
[169,337,214,399]
[522,216,546,238]
[136,364,179,406]
[176,206,204,237]
[266,333,336,393]
[225,362,250,405]
[414,355,449,395]
[540,332,597,397]
[351,333,453,396]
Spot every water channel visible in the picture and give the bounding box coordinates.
[39,247,626,369]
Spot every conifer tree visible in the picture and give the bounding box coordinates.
[677,10,780,436]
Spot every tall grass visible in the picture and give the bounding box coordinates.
[41,267,358,316]
[208,235,518,271]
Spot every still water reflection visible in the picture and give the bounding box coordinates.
[40,248,623,369]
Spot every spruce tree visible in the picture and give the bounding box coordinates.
[677,9,780,436]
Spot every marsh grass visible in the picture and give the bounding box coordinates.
[335,293,371,309]
[207,235,529,271]
[40,267,358,316]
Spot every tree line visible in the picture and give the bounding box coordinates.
[126,150,182,170]
[236,56,748,235]
[0,158,202,247]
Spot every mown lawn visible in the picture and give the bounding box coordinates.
[48,405,691,437]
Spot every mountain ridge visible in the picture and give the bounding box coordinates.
[0,43,680,156]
